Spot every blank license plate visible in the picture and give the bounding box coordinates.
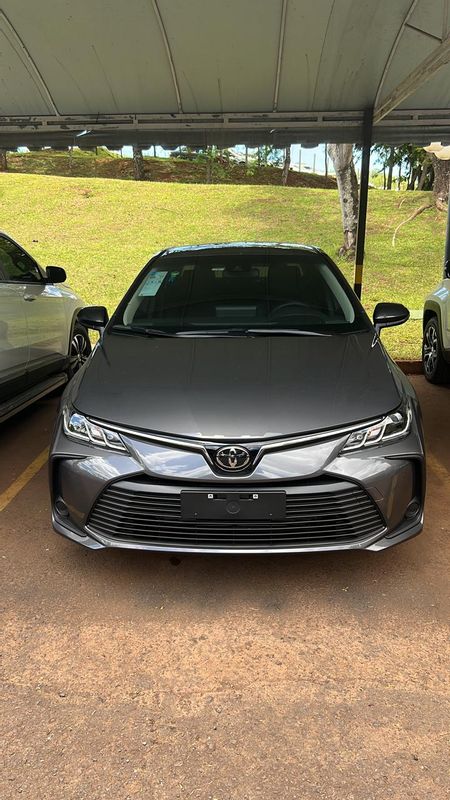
[180,491,286,521]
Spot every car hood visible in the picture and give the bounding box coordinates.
[73,331,401,440]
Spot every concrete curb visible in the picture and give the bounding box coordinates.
[396,360,423,375]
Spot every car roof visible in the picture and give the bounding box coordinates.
[162,242,321,257]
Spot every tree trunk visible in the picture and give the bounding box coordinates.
[0,149,7,171]
[431,154,450,210]
[133,145,145,180]
[386,147,395,190]
[282,146,291,186]
[406,164,413,190]
[327,144,359,257]
[418,156,430,191]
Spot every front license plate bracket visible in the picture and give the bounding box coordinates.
[180,491,286,521]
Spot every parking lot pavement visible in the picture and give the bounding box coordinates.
[0,376,448,800]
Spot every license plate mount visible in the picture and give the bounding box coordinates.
[180,491,286,521]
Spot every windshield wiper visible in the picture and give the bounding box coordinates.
[176,328,331,337]
[176,329,247,337]
[245,328,330,337]
[112,326,331,338]
[111,324,175,338]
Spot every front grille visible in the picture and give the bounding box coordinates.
[86,479,386,550]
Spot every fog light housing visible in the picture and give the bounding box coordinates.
[405,499,420,520]
[55,498,69,518]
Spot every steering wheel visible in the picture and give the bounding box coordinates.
[269,301,327,321]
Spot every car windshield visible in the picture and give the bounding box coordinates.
[114,250,370,335]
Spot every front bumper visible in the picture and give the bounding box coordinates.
[49,411,425,554]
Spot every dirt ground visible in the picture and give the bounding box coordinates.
[0,376,448,800]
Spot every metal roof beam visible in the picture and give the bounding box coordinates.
[273,0,288,111]
[0,110,448,149]
[151,0,183,113]
[374,33,450,123]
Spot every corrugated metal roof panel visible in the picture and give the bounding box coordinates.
[0,0,447,145]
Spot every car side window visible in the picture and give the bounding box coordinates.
[0,237,42,283]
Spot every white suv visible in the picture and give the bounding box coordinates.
[422,263,450,383]
[0,232,89,421]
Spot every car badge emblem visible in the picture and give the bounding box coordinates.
[215,445,251,471]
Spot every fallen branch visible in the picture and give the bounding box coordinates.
[392,203,433,247]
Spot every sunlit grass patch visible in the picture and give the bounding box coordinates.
[0,173,443,360]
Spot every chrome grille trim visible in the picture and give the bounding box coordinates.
[84,414,385,459]
[87,480,386,551]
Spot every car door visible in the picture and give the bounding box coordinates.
[0,236,67,388]
[443,268,450,351]
[0,245,29,403]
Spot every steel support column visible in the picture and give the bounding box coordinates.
[354,109,373,298]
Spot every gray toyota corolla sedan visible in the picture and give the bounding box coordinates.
[50,243,425,554]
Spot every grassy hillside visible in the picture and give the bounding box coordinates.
[0,172,446,359]
[6,150,336,189]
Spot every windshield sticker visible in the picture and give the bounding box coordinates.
[138,270,168,296]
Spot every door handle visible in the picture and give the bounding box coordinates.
[24,294,36,301]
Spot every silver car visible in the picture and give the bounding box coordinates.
[50,243,425,554]
[422,260,450,383]
[0,232,89,421]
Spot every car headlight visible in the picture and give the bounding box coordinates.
[341,398,412,452]
[63,408,127,451]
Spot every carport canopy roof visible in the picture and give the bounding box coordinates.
[1,0,450,148]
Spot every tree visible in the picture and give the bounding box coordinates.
[132,145,145,180]
[327,144,359,257]
[0,149,7,171]
[418,155,431,190]
[373,144,430,192]
[281,146,291,186]
[387,146,395,190]
[431,154,450,210]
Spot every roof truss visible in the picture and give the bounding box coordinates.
[0,109,448,149]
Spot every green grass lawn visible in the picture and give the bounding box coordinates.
[1,172,446,359]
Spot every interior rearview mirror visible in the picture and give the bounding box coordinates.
[373,302,409,334]
[78,306,109,331]
[46,266,67,283]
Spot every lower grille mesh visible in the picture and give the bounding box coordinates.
[87,480,385,550]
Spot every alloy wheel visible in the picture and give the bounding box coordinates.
[71,332,89,371]
[423,324,438,376]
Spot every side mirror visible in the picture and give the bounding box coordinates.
[373,302,409,334]
[46,266,67,284]
[78,306,109,332]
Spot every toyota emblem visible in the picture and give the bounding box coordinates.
[215,445,251,471]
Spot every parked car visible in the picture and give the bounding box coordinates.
[0,232,90,422]
[50,242,425,554]
[422,262,450,383]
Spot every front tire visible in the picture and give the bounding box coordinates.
[69,323,91,377]
[422,317,450,384]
